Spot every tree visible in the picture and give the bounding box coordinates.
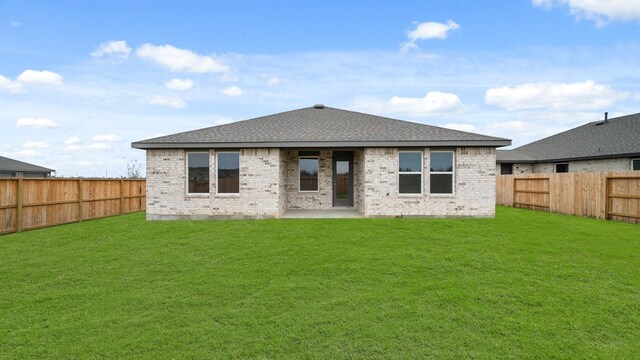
[126,159,144,179]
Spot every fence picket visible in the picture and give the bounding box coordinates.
[497,172,640,223]
[0,178,146,234]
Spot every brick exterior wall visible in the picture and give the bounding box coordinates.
[354,149,365,214]
[146,148,281,219]
[363,147,496,217]
[146,147,497,219]
[283,150,334,209]
[498,157,636,175]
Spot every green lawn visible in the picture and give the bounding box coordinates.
[1,207,639,359]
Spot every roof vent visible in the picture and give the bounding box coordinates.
[313,104,325,109]
[595,112,608,126]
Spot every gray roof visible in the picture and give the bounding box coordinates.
[132,105,511,149]
[497,112,640,163]
[0,156,54,173]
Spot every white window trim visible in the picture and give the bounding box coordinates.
[186,151,210,196]
[632,158,640,171]
[298,156,320,192]
[554,163,569,173]
[398,150,423,196]
[429,150,455,195]
[216,151,240,196]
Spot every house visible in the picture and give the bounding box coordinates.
[497,112,640,174]
[132,105,510,219]
[0,156,54,178]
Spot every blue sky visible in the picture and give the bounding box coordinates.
[1,0,640,176]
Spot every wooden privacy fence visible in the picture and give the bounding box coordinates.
[0,178,146,234]
[496,171,640,223]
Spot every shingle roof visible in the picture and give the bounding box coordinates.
[132,106,510,149]
[0,156,54,173]
[497,112,640,163]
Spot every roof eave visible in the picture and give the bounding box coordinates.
[497,152,640,163]
[132,140,512,150]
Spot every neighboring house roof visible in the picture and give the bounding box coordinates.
[0,156,54,173]
[132,105,511,149]
[497,112,640,163]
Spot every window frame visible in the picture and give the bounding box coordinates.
[185,151,210,196]
[298,156,320,192]
[429,150,455,195]
[216,151,240,195]
[632,158,640,171]
[398,150,423,195]
[554,163,569,173]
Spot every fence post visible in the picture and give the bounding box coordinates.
[604,175,610,221]
[16,178,23,232]
[512,176,516,207]
[78,179,83,222]
[120,179,124,214]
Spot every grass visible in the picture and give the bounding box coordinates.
[1,207,639,359]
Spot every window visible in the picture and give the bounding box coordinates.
[217,152,240,194]
[187,152,209,194]
[633,159,640,171]
[399,151,422,194]
[500,163,513,175]
[430,151,454,194]
[555,163,569,173]
[299,157,319,191]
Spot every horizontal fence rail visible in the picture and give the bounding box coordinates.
[0,178,146,234]
[497,172,640,224]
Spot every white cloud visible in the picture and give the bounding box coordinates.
[136,43,229,73]
[220,86,243,96]
[92,134,122,143]
[401,20,460,52]
[443,123,477,133]
[260,74,280,86]
[91,40,131,59]
[10,20,21,27]
[485,80,629,111]
[13,149,42,158]
[16,70,63,86]
[65,136,82,145]
[147,96,186,109]
[164,78,193,90]
[64,141,114,153]
[399,41,420,53]
[0,74,23,93]
[386,91,465,116]
[408,20,461,41]
[89,143,111,151]
[22,141,48,149]
[533,0,640,25]
[16,117,58,128]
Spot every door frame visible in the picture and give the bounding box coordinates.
[332,151,354,207]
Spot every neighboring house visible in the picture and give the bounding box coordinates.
[497,112,640,175]
[0,156,54,178]
[132,105,510,219]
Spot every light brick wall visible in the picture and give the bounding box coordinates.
[354,149,365,214]
[146,148,281,219]
[283,150,334,209]
[495,163,534,174]
[278,150,288,216]
[532,158,634,173]
[147,147,497,219]
[363,147,496,217]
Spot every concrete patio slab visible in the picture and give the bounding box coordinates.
[282,209,363,219]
